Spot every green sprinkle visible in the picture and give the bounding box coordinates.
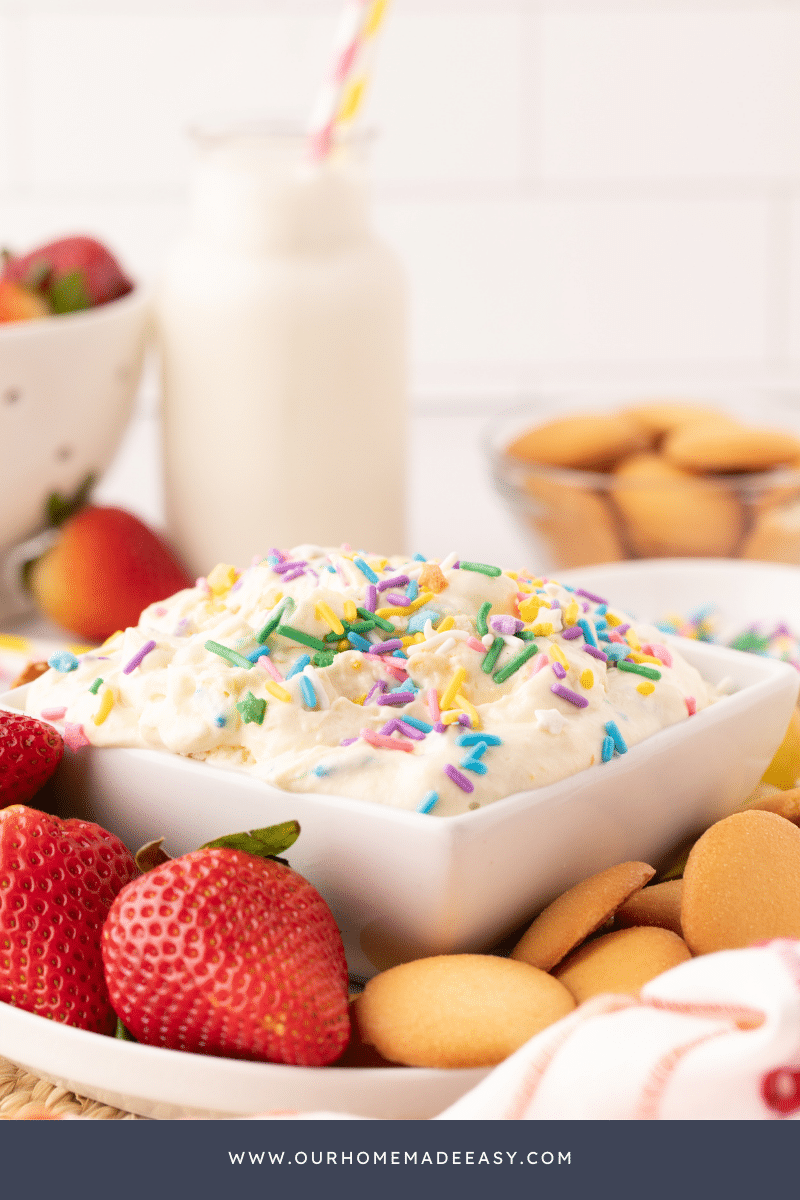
[324,630,342,643]
[476,602,492,637]
[493,641,539,683]
[517,629,539,641]
[205,640,254,670]
[348,620,376,633]
[459,561,502,577]
[236,691,267,725]
[89,677,103,694]
[275,625,329,652]
[256,598,291,644]
[481,636,505,675]
[617,660,661,681]
[312,649,335,668]
[359,607,394,632]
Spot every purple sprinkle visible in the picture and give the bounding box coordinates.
[434,721,447,733]
[378,691,415,706]
[562,626,582,640]
[268,548,285,562]
[585,646,608,662]
[617,624,630,635]
[396,720,426,741]
[582,602,590,612]
[489,615,523,636]
[550,600,561,610]
[340,737,358,746]
[365,584,377,612]
[364,681,386,705]
[458,714,471,726]
[452,561,460,569]
[281,567,306,581]
[377,575,410,592]
[380,718,401,736]
[274,559,306,574]
[576,588,608,605]
[123,639,157,675]
[552,662,567,679]
[384,592,408,607]
[444,763,474,793]
[369,639,402,654]
[230,578,243,593]
[551,683,589,708]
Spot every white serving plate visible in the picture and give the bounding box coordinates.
[3,638,797,980]
[0,999,487,1120]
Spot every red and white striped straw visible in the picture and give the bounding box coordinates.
[307,0,390,162]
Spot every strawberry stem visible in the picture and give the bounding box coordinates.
[200,820,300,859]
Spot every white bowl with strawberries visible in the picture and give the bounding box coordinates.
[0,235,150,618]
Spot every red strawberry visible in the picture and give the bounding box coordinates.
[0,805,139,1033]
[30,505,194,642]
[102,830,350,1066]
[0,711,64,809]
[2,235,133,311]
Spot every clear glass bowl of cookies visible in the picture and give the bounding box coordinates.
[486,389,800,572]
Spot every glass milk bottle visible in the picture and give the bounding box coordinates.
[156,121,407,575]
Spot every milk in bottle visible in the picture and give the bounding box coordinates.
[156,122,407,575]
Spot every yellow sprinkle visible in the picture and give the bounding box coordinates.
[339,639,351,652]
[68,643,95,655]
[637,681,656,696]
[605,612,622,627]
[550,642,568,669]
[376,590,435,619]
[579,669,594,690]
[517,581,533,593]
[440,709,463,726]
[93,688,114,726]
[98,631,124,651]
[455,693,481,730]
[400,633,425,648]
[264,680,291,703]
[532,622,554,637]
[435,615,455,633]
[350,658,362,669]
[507,570,518,580]
[0,634,30,652]
[518,595,550,621]
[441,667,467,711]
[376,558,388,569]
[315,601,344,636]
[625,628,642,651]
[563,601,580,627]
[628,652,662,666]
[343,600,357,622]
[207,563,238,596]
[354,693,367,706]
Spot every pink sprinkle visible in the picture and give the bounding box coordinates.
[153,606,167,617]
[532,655,549,675]
[645,642,673,668]
[427,688,440,721]
[608,632,626,644]
[63,722,89,751]
[467,637,486,653]
[366,655,407,681]
[444,763,474,793]
[686,696,697,715]
[361,728,415,752]
[258,655,284,682]
[123,640,157,675]
[40,706,67,721]
[196,576,211,594]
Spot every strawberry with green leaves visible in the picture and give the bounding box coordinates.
[0,806,139,1033]
[102,822,351,1066]
[2,235,133,313]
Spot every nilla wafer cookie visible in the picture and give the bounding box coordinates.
[553,926,692,1004]
[681,809,800,955]
[510,861,655,971]
[614,879,684,936]
[352,954,575,1068]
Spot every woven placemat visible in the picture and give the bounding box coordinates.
[0,1055,139,1120]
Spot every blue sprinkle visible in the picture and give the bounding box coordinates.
[577,618,598,648]
[406,580,419,602]
[596,604,608,615]
[326,565,337,573]
[601,735,615,762]
[246,645,270,662]
[456,732,502,747]
[460,757,487,774]
[594,617,608,630]
[597,631,612,642]
[399,715,433,734]
[413,553,427,562]
[312,763,330,776]
[392,649,408,658]
[300,675,317,708]
[562,584,575,592]
[417,790,439,813]
[604,645,630,661]
[354,557,378,583]
[461,738,489,760]
[48,651,79,673]
[214,715,226,728]
[605,720,628,754]
[347,632,372,652]
[286,654,311,679]
[407,607,440,633]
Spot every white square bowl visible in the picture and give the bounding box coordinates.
[3,637,797,979]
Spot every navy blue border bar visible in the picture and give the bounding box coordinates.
[0,1119,791,1200]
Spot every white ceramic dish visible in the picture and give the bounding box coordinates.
[0,999,486,1120]
[3,638,797,980]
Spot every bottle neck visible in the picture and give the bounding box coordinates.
[188,133,372,254]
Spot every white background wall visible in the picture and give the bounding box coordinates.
[3,0,800,562]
